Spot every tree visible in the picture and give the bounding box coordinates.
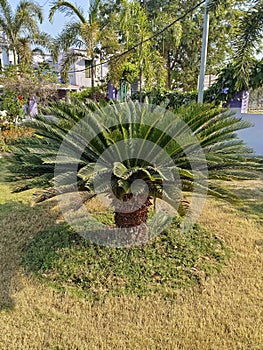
[232,0,263,90]
[15,32,54,66]
[138,0,247,91]
[203,0,263,99]
[109,0,167,98]
[176,0,249,90]
[49,0,118,96]
[7,98,262,244]
[0,63,59,115]
[0,0,44,65]
[208,0,263,90]
[205,56,263,105]
[152,10,182,89]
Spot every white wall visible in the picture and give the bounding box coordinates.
[32,53,53,66]
[67,50,108,88]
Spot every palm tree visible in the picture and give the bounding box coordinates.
[7,99,262,244]
[16,32,54,65]
[210,0,263,90]
[49,0,117,96]
[0,0,44,65]
[117,0,166,99]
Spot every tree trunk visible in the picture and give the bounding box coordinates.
[13,49,17,65]
[139,66,143,103]
[166,50,171,90]
[113,195,152,245]
[114,194,152,228]
[139,39,143,103]
[114,200,151,227]
[91,57,95,99]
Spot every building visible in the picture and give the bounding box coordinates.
[33,48,109,90]
[0,32,13,67]
[66,49,108,88]
[0,38,111,101]
[197,74,218,90]
[0,37,109,89]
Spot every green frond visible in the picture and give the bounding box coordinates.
[7,99,262,212]
[49,1,86,24]
[0,17,10,36]
[31,32,53,48]
[89,0,101,23]
[113,162,128,178]
[208,0,229,13]
[55,21,82,50]
[15,0,43,24]
[0,0,13,25]
[206,183,241,205]
[232,1,263,89]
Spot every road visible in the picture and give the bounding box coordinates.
[232,108,263,156]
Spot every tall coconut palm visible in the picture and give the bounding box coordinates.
[0,0,44,65]
[49,0,118,96]
[7,99,262,243]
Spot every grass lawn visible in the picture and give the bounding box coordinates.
[0,158,262,349]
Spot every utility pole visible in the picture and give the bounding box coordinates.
[198,0,210,104]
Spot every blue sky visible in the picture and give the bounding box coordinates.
[9,0,90,36]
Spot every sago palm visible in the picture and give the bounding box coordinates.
[7,98,262,241]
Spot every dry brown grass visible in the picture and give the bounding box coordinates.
[0,179,262,350]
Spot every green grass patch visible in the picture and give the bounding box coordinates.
[23,217,230,301]
[228,179,263,224]
[0,156,230,302]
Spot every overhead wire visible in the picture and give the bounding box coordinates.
[65,0,206,74]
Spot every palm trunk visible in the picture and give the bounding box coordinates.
[166,50,171,90]
[114,194,152,245]
[139,40,143,103]
[114,200,151,228]
[139,66,143,103]
[13,49,17,65]
[91,57,95,100]
[114,194,152,228]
